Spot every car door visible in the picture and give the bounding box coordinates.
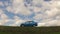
[29,21,33,26]
[25,22,30,26]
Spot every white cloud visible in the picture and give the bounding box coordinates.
[33,7,42,13]
[0,19,9,25]
[33,14,44,20]
[10,16,25,26]
[6,0,33,16]
[0,0,60,26]
[1,14,8,19]
[11,19,24,26]
[38,19,60,27]
[56,16,60,20]
[37,23,46,27]
[45,19,60,26]
[45,8,59,18]
[33,0,43,4]
[0,9,4,15]
[0,1,3,6]
[0,9,8,20]
[6,6,13,12]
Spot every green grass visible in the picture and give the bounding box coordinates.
[0,32,12,34]
[0,26,60,34]
[0,32,60,34]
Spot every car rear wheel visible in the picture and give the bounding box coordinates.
[21,25,24,27]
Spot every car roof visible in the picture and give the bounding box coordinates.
[27,21,34,22]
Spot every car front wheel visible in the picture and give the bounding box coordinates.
[33,25,36,27]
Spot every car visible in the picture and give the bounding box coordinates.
[20,21,37,27]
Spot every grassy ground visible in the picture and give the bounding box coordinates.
[0,26,60,34]
[0,32,60,34]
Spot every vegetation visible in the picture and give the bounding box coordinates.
[0,26,60,34]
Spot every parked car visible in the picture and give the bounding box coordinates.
[20,21,37,27]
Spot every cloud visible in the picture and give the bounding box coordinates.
[11,19,24,26]
[1,14,8,19]
[6,0,33,16]
[0,1,3,6]
[0,9,4,15]
[0,0,60,26]
[10,16,26,26]
[45,8,59,18]
[38,19,60,27]
[0,19,9,25]
[0,9,8,20]
[44,19,60,26]
[33,0,60,27]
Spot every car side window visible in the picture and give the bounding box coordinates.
[25,22,29,24]
[29,22,32,24]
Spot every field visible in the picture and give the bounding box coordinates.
[0,26,60,34]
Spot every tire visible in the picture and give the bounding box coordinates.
[21,25,24,27]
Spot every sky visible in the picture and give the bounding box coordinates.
[0,0,60,26]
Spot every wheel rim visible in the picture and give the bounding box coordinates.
[21,25,24,27]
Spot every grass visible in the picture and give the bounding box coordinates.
[0,26,60,34]
[0,32,60,34]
